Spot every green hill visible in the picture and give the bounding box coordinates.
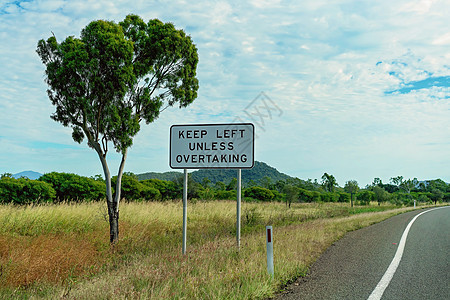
[136,161,293,186]
[137,171,183,181]
[190,161,292,185]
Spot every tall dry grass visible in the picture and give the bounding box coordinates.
[0,201,419,299]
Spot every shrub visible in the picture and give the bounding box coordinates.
[0,177,55,204]
[444,193,450,202]
[272,190,285,202]
[39,172,105,202]
[338,192,350,203]
[113,174,143,201]
[141,179,180,200]
[214,190,236,200]
[0,177,24,203]
[297,188,317,202]
[23,179,56,203]
[141,186,161,201]
[199,188,214,201]
[418,194,431,204]
[243,186,274,202]
[320,192,339,203]
[357,190,375,205]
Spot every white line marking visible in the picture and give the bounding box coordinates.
[368,207,448,300]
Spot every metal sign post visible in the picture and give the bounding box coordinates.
[237,169,242,249]
[182,169,188,255]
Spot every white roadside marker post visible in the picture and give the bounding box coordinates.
[237,169,242,249]
[182,169,188,255]
[266,226,274,277]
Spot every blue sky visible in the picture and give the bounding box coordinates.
[0,0,449,187]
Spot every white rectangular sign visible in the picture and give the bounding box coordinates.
[170,123,254,169]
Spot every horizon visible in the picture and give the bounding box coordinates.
[1,0,449,188]
[8,161,449,188]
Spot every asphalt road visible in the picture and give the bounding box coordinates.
[275,207,450,300]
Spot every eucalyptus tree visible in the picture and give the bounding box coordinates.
[283,184,299,208]
[373,185,390,205]
[37,15,199,243]
[321,172,337,192]
[390,176,404,187]
[344,180,359,207]
[399,178,418,195]
[399,178,419,205]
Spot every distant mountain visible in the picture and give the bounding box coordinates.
[13,171,43,180]
[137,161,293,186]
[191,161,292,185]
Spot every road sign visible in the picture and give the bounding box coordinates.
[169,123,254,169]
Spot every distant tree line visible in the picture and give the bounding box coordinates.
[0,172,449,206]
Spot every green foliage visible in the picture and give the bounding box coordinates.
[226,178,237,191]
[425,179,450,193]
[283,185,298,207]
[344,180,359,206]
[196,188,213,201]
[320,192,339,203]
[113,173,144,201]
[417,193,431,204]
[37,15,198,154]
[372,185,390,204]
[201,177,211,189]
[0,177,55,204]
[271,189,285,202]
[140,186,161,201]
[188,161,291,186]
[214,190,236,200]
[137,171,183,182]
[173,174,202,200]
[39,172,105,202]
[399,178,418,194]
[141,179,180,200]
[321,173,338,192]
[297,188,320,203]
[357,190,375,205]
[444,193,450,202]
[338,192,350,203]
[344,180,359,193]
[259,176,273,189]
[243,186,275,202]
[430,189,444,204]
[37,14,199,243]
[214,181,226,191]
[390,176,404,187]
[112,174,164,201]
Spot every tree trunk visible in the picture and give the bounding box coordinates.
[107,201,119,243]
[109,149,127,244]
[92,142,127,245]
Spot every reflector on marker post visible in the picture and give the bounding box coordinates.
[266,226,274,276]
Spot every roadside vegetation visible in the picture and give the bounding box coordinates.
[0,171,448,298]
[1,172,449,207]
[0,200,443,299]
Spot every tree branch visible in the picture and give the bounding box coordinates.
[114,148,128,213]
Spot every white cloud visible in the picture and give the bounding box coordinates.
[433,32,450,45]
[0,0,449,185]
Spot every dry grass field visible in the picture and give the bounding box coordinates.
[0,201,423,299]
